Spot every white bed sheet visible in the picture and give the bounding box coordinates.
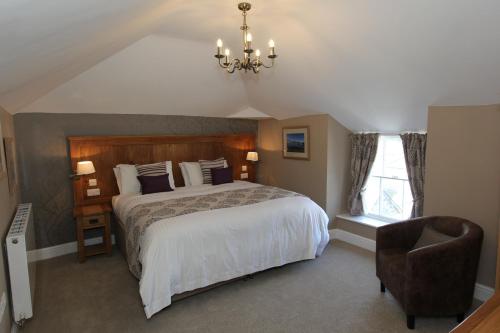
[113,181,330,318]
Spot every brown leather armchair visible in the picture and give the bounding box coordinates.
[376,216,483,329]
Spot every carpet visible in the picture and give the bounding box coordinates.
[21,241,469,333]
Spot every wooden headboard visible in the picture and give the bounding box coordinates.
[68,134,256,207]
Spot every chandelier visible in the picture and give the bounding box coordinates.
[214,2,277,74]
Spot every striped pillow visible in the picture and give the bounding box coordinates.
[136,161,176,189]
[136,161,167,176]
[199,157,226,184]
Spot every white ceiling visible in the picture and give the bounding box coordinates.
[2,0,500,131]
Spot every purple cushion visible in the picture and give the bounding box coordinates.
[211,166,234,185]
[137,174,173,194]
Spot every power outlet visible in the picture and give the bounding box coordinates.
[240,173,249,179]
[87,188,101,197]
[242,165,247,172]
[88,179,97,187]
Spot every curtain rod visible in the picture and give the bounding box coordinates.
[354,130,427,135]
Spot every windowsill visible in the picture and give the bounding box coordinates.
[335,213,397,229]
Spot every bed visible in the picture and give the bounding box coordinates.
[112,180,329,318]
[68,134,330,318]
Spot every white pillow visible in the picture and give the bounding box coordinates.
[116,164,141,195]
[179,163,191,186]
[113,167,123,194]
[165,161,176,189]
[182,162,204,186]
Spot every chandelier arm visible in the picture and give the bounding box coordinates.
[227,58,241,73]
[250,59,260,71]
[226,61,235,73]
[260,60,274,69]
[218,58,229,69]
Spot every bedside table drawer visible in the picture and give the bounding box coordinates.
[81,215,105,228]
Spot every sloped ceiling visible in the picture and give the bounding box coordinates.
[2,0,500,131]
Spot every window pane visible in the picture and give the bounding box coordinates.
[363,176,380,216]
[403,180,413,218]
[382,136,408,180]
[370,143,383,177]
[380,178,405,220]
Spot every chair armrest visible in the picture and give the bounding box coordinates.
[397,218,483,315]
[406,239,466,278]
[404,239,474,313]
[376,218,428,251]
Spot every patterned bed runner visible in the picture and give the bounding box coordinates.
[125,185,302,278]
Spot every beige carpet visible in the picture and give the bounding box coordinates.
[21,241,472,333]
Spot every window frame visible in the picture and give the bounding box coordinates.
[362,135,412,222]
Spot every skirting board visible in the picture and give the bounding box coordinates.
[329,228,495,303]
[28,235,116,262]
[27,230,495,302]
[330,229,376,252]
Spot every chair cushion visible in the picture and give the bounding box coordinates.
[378,248,407,303]
[412,225,456,250]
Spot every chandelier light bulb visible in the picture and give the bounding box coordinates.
[217,39,223,47]
[247,33,253,42]
[256,49,261,57]
[268,39,275,48]
[224,48,230,56]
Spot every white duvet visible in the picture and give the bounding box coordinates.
[113,181,330,318]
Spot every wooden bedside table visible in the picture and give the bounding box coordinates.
[73,203,112,262]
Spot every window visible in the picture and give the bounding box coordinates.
[362,136,413,221]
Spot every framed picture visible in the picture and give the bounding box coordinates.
[3,138,17,193]
[282,126,310,160]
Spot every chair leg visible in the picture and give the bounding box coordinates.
[407,315,415,330]
[380,282,385,293]
[457,313,465,323]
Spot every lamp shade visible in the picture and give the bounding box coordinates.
[246,151,259,162]
[76,161,95,175]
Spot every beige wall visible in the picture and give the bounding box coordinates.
[326,116,352,219]
[0,107,20,332]
[257,114,351,223]
[424,105,500,288]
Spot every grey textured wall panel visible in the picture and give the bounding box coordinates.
[14,113,257,248]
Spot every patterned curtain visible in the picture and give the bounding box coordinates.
[400,133,427,218]
[348,134,379,215]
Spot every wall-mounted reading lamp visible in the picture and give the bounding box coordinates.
[70,161,96,179]
[246,151,259,163]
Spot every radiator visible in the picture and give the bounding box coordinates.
[6,203,36,326]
